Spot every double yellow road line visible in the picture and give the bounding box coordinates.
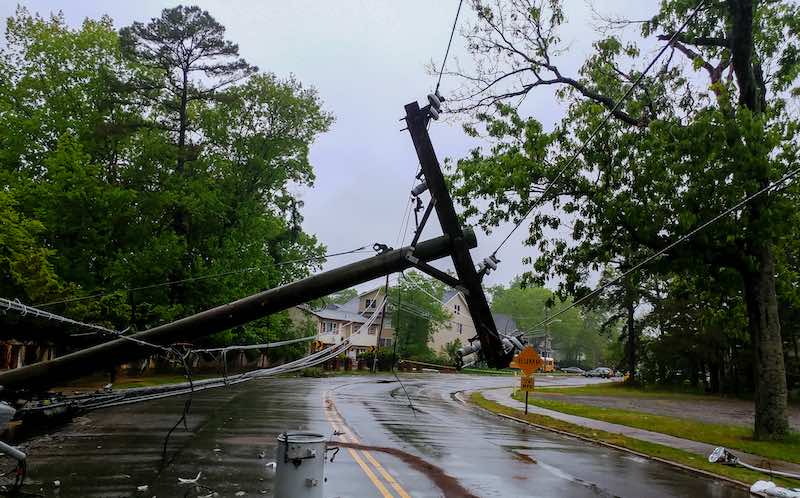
[323,391,412,498]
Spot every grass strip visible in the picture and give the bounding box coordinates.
[511,390,800,464]
[471,392,800,489]
[537,382,717,399]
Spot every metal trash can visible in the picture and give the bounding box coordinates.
[275,432,327,498]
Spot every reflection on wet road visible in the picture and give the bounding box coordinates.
[18,374,749,497]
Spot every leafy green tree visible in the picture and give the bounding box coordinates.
[489,279,615,368]
[446,0,799,438]
[120,5,259,307]
[328,288,358,305]
[0,191,61,303]
[443,338,464,366]
[390,272,449,360]
[120,5,257,175]
[0,7,330,351]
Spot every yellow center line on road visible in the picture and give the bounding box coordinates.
[323,391,413,498]
[323,393,395,498]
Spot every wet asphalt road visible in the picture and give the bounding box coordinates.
[16,374,749,497]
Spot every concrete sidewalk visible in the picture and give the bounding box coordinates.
[478,386,800,476]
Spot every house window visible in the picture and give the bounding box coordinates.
[454,304,461,315]
[379,338,392,347]
[368,325,377,335]
[365,298,377,309]
[322,321,338,334]
[458,323,463,334]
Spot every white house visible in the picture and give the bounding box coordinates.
[288,287,395,357]
[290,286,529,359]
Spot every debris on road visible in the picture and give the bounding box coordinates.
[178,471,202,484]
[750,480,800,497]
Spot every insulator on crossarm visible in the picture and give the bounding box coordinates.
[411,180,428,197]
[427,93,443,111]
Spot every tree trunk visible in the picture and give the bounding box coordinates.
[625,287,636,383]
[177,66,189,175]
[742,244,789,439]
[710,361,721,394]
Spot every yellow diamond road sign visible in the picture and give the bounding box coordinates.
[509,346,544,376]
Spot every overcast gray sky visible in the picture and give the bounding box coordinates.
[2,0,660,293]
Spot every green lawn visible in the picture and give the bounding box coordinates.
[512,390,800,464]
[472,392,800,488]
[538,382,711,399]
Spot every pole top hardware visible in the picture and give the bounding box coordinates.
[373,243,392,254]
[426,92,445,120]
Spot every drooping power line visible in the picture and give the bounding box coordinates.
[34,245,373,308]
[529,163,800,331]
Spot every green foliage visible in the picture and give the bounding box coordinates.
[0,191,61,303]
[299,367,327,378]
[390,271,449,360]
[489,279,618,368]
[442,338,463,366]
[324,288,358,306]
[0,7,330,347]
[450,0,800,437]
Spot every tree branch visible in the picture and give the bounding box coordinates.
[657,33,729,48]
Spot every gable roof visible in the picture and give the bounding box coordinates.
[442,289,460,304]
[298,304,367,323]
[493,313,518,335]
[338,296,360,313]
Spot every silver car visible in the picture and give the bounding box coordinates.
[584,367,612,378]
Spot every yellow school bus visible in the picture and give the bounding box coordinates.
[540,357,555,373]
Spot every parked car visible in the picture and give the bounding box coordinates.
[583,367,612,378]
[560,367,585,374]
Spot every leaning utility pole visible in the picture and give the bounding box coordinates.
[403,98,508,368]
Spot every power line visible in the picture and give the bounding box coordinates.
[491,0,707,257]
[529,163,800,332]
[435,0,465,94]
[0,297,171,352]
[34,246,373,308]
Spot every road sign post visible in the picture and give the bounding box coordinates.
[510,346,543,415]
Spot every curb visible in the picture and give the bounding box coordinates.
[454,391,757,494]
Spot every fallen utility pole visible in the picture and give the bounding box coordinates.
[0,232,471,392]
[403,99,509,368]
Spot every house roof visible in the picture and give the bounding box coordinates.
[493,313,518,335]
[442,289,460,304]
[298,304,367,323]
[338,297,359,313]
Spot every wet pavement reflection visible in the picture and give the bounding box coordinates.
[15,374,750,497]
